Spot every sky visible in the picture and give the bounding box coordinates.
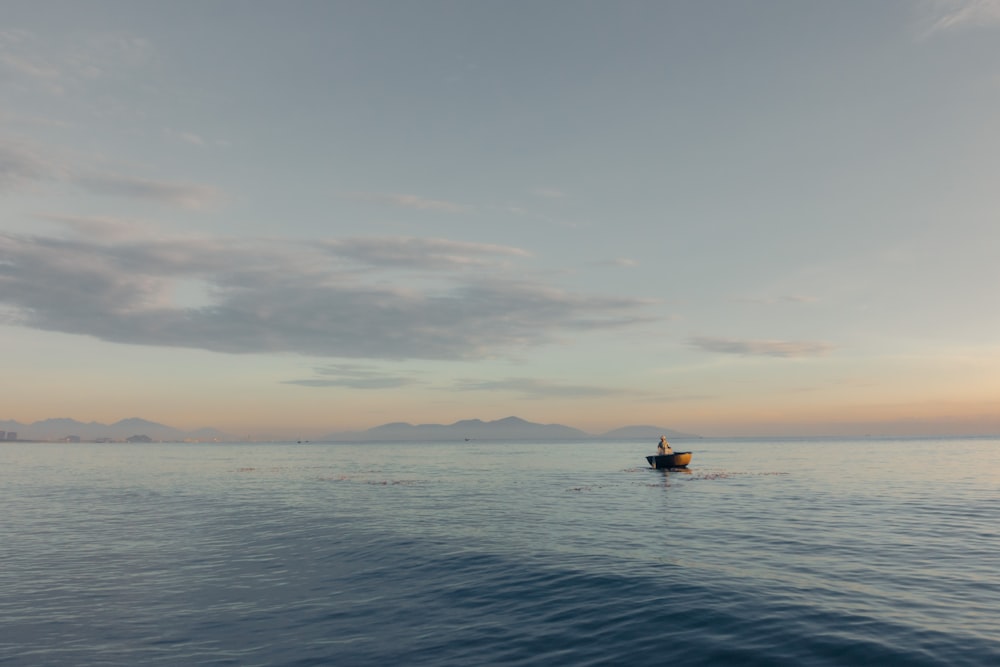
[2,0,1000,438]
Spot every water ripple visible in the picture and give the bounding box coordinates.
[2,439,998,666]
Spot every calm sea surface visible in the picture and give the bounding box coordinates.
[1,437,997,666]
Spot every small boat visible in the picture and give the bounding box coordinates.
[645,452,692,469]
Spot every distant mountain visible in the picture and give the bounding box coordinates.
[0,418,232,442]
[322,416,591,442]
[600,425,699,440]
[1,415,697,443]
[322,417,698,442]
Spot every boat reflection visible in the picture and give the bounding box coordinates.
[651,466,692,476]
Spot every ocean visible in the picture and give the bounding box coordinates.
[1,437,997,666]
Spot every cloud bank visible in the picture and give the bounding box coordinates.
[0,227,646,361]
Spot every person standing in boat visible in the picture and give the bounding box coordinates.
[657,436,673,456]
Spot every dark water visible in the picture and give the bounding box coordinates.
[1,438,997,666]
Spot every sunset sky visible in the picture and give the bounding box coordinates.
[3,1,1000,438]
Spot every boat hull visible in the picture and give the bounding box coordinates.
[645,452,692,469]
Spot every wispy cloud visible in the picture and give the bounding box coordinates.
[0,228,647,361]
[0,136,222,207]
[34,214,159,241]
[919,0,1000,36]
[452,377,626,398]
[0,110,72,129]
[0,139,62,190]
[730,294,819,305]
[322,237,531,271]
[163,128,206,147]
[688,336,835,358]
[0,29,153,93]
[502,203,580,229]
[73,173,221,209]
[592,257,639,269]
[0,52,59,79]
[284,364,419,389]
[352,192,470,213]
[0,30,60,89]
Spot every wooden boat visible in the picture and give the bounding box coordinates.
[645,452,692,469]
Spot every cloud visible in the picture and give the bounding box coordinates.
[0,30,59,84]
[1,29,153,94]
[0,229,647,361]
[0,111,72,129]
[0,139,63,191]
[74,174,221,209]
[532,188,566,199]
[34,214,159,242]
[0,137,221,207]
[322,237,531,271]
[591,257,639,268]
[919,0,1000,36]
[688,336,835,358]
[730,294,819,305]
[353,192,470,213]
[0,29,33,45]
[452,377,626,398]
[0,52,59,79]
[284,364,419,389]
[164,128,206,146]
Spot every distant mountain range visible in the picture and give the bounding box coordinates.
[0,416,697,442]
[0,418,231,442]
[319,417,697,442]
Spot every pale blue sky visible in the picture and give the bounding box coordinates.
[2,1,999,437]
